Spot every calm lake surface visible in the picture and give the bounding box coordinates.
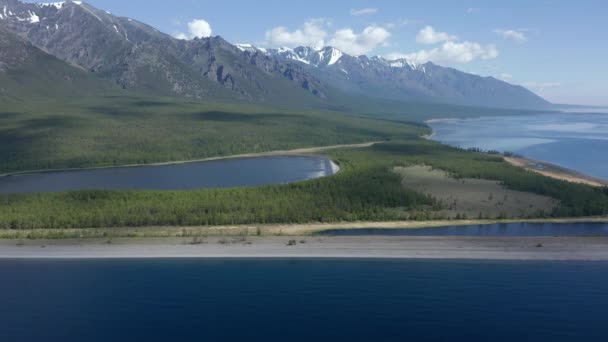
[1,259,607,342]
[0,155,338,194]
[321,222,608,237]
[428,112,608,180]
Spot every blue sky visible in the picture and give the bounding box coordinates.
[34,0,608,105]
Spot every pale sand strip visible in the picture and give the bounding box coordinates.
[0,141,379,177]
[2,236,608,260]
[2,218,607,239]
[422,118,607,187]
[504,157,608,187]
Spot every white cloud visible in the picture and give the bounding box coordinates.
[416,26,458,45]
[265,20,390,55]
[350,8,378,16]
[383,52,409,60]
[494,29,527,43]
[385,18,423,29]
[523,82,561,91]
[390,41,498,64]
[174,32,189,40]
[264,19,328,49]
[174,19,212,40]
[498,73,513,81]
[329,25,391,55]
[189,19,212,38]
[387,24,498,65]
[467,7,480,14]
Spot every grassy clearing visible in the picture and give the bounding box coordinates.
[396,165,557,219]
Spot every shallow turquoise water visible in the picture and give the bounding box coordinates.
[1,259,607,341]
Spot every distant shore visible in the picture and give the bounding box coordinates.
[504,156,608,187]
[423,118,607,187]
[2,236,608,260]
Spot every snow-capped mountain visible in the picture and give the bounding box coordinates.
[236,43,549,108]
[0,0,327,101]
[0,0,550,109]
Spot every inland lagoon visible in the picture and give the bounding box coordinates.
[0,155,339,194]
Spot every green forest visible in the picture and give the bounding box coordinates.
[1,94,606,230]
[0,95,424,175]
[0,93,539,175]
[1,139,607,230]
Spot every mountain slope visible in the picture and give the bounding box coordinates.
[0,25,116,101]
[0,0,551,109]
[0,0,327,104]
[257,45,550,109]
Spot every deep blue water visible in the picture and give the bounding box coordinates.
[0,155,338,194]
[428,112,608,180]
[321,222,608,237]
[1,259,607,342]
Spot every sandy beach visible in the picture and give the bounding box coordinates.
[2,236,608,260]
[423,117,607,187]
[504,156,608,187]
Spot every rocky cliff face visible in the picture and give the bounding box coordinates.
[0,24,115,100]
[0,0,327,101]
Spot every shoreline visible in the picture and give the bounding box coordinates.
[504,156,608,187]
[423,118,607,187]
[1,217,607,239]
[0,141,379,178]
[2,236,608,260]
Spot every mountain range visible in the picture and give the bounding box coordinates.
[0,0,551,109]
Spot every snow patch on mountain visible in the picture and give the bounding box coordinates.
[37,2,67,9]
[327,48,343,65]
[27,11,39,23]
[36,1,82,10]
[235,43,267,53]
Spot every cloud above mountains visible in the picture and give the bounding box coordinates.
[390,41,498,64]
[174,19,212,40]
[263,14,499,65]
[350,8,378,16]
[389,25,498,65]
[265,19,390,55]
[416,26,457,44]
[494,29,528,43]
[264,19,328,49]
[329,26,390,55]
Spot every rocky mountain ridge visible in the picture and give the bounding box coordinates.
[0,0,550,109]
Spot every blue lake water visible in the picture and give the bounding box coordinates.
[1,259,607,342]
[0,155,338,194]
[320,222,608,237]
[428,112,608,180]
